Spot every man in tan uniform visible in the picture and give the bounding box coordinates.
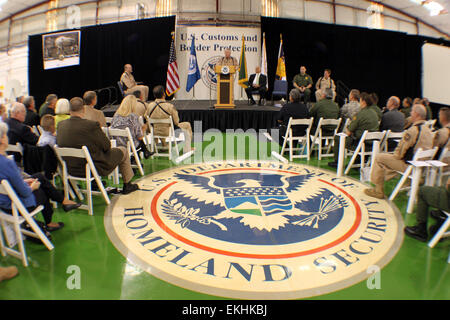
[364,104,434,199]
[132,90,147,117]
[433,107,450,170]
[434,107,450,150]
[82,91,107,128]
[145,85,193,153]
[315,69,336,102]
[120,64,149,102]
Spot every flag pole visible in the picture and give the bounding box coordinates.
[238,35,247,101]
[172,30,176,101]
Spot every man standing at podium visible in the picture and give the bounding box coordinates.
[120,64,149,102]
[245,66,267,105]
[219,48,239,67]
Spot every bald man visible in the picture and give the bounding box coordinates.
[380,96,405,133]
[120,64,149,102]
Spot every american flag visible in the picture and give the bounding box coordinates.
[165,33,180,96]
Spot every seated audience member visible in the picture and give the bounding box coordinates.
[276,88,309,141]
[111,95,152,159]
[132,90,148,117]
[39,94,58,117]
[83,91,107,128]
[245,66,267,106]
[328,92,379,168]
[364,105,433,199]
[292,66,313,103]
[421,107,450,227]
[369,93,382,121]
[54,98,71,128]
[23,96,40,127]
[340,89,361,121]
[0,122,80,232]
[37,115,56,148]
[57,97,139,194]
[380,96,405,132]
[145,85,193,153]
[0,265,18,282]
[315,69,336,102]
[400,97,413,118]
[120,64,149,102]
[421,98,433,121]
[404,181,449,242]
[433,107,450,151]
[0,104,6,122]
[16,96,25,104]
[309,88,339,136]
[5,103,39,162]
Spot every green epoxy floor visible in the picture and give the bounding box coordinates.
[0,135,449,300]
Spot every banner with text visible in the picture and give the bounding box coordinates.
[175,26,261,101]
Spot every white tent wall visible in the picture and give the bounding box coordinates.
[0,0,447,103]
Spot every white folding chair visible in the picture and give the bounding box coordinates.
[0,180,54,267]
[6,142,24,165]
[344,131,387,176]
[389,147,439,214]
[104,127,144,176]
[380,130,404,153]
[309,118,342,160]
[425,146,449,187]
[6,142,23,155]
[53,145,110,216]
[428,211,450,249]
[146,115,183,160]
[31,126,40,137]
[105,117,113,126]
[340,118,351,134]
[280,117,314,161]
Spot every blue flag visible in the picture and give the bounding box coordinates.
[186,37,201,92]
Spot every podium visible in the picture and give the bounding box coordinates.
[214,65,236,109]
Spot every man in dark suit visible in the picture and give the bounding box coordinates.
[5,102,39,146]
[245,66,267,106]
[23,96,40,127]
[5,102,39,163]
[276,89,310,145]
[56,97,139,194]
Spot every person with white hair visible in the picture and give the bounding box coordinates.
[379,96,405,133]
[4,102,39,162]
[54,98,71,128]
[364,104,434,199]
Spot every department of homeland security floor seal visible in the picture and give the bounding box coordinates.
[105,161,404,299]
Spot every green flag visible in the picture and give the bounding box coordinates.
[238,36,248,89]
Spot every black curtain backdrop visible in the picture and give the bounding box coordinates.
[28,16,176,108]
[261,17,426,110]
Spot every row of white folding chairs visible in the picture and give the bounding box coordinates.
[280,117,348,161]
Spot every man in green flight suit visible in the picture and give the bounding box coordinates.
[309,88,340,136]
[293,66,313,103]
[328,92,379,167]
[369,92,382,121]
